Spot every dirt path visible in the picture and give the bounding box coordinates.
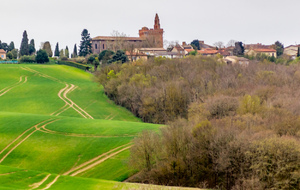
[0,76,28,97]
[0,119,58,163]
[63,143,132,176]
[70,146,132,176]
[29,174,51,189]
[41,175,60,190]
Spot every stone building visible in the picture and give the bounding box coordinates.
[91,14,164,54]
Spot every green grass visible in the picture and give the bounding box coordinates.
[0,165,200,190]
[0,64,139,121]
[78,149,133,181]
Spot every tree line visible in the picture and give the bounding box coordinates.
[95,56,300,189]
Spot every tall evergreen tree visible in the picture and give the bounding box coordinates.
[42,41,53,57]
[54,42,60,57]
[274,41,284,57]
[233,42,244,56]
[191,39,200,50]
[65,46,69,58]
[297,47,300,57]
[20,30,29,56]
[8,42,15,52]
[79,29,92,57]
[73,44,78,58]
[29,39,36,55]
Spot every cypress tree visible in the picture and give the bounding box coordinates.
[73,44,78,58]
[54,42,60,57]
[29,39,36,55]
[297,47,300,57]
[65,46,69,58]
[8,42,15,52]
[20,30,29,56]
[79,29,92,57]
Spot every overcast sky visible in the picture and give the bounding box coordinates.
[1,0,299,52]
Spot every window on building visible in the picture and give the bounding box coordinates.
[103,44,105,49]
[95,44,98,49]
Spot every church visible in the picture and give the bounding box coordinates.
[91,14,164,54]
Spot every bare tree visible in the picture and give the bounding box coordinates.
[213,41,225,49]
[226,39,237,47]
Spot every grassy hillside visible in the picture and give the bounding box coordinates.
[0,64,171,189]
[0,165,199,190]
[0,64,140,121]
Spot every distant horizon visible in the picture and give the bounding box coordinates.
[1,0,299,53]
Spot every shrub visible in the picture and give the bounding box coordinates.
[206,96,239,118]
[19,55,36,63]
[36,49,49,63]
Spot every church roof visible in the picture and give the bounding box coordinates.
[92,36,143,41]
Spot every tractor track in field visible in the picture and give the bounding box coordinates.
[40,175,60,190]
[29,174,51,189]
[37,125,135,138]
[63,143,132,176]
[21,66,63,84]
[0,119,59,163]
[21,66,94,119]
[0,76,28,97]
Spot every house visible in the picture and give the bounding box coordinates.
[199,41,214,49]
[0,49,6,60]
[224,56,249,66]
[246,49,277,58]
[126,51,149,61]
[197,49,219,56]
[283,45,300,59]
[135,48,166,56]
[171,44,186,55]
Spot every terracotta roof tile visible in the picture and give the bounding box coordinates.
[254,49,276,52]
[0,49,5,53]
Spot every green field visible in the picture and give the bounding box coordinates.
[0,64,191,189]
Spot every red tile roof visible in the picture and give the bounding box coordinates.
[198,49,218,54]
[0,49,5,53]
[254,49,276,52]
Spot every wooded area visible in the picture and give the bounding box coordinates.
[95,57,300,189]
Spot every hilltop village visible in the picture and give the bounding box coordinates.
[0,14,299,67]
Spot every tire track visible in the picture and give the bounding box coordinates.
[29,174,51,189]
[21,66,94,119]
[0,76,28,97]
[41,175,60,190]
[0,119,59,163]
[70,146,132,176]
[63,143,132,176]
[37,126,135,138]
[21,67,63,84]
[0,119,53,155]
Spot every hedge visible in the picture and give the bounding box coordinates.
[56,60,91,71]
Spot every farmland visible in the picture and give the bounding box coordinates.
[0,64,194,189]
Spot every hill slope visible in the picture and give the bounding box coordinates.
[0,64,172,189]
